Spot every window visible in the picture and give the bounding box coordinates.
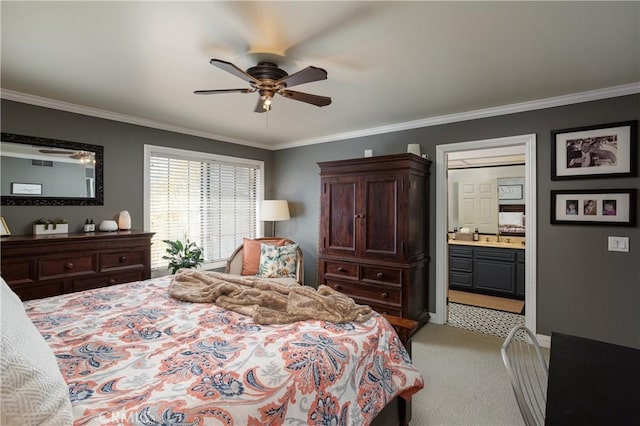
[144,145,264,273]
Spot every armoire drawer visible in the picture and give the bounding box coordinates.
[323,261,358,279]
[361,265,402,285]
[365,301,403,317]
[326,279,401,305]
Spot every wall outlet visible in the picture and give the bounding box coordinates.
[608,236,629,252]
[364,149,373,158]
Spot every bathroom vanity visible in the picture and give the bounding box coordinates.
[448,238,525,299]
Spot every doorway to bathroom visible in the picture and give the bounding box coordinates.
[433,134,537,336]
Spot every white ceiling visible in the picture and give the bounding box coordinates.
[1,2,639,150]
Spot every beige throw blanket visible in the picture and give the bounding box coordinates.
[169,269,373,325]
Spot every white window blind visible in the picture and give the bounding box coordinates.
[146,146,262,272]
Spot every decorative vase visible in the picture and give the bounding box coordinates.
[99,220,118,232]
[407,144,421,156]
[118,210,131,230]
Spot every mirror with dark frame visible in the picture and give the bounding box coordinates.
[1,133,104,206]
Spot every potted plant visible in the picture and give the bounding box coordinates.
[33,218,68,235]
[162,238,204,274]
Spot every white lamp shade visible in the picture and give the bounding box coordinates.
[260,200,290,221]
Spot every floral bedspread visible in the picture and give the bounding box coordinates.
[24,276,424,426]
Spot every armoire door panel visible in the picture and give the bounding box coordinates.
[362,176,400,258]
[322,178,358,256]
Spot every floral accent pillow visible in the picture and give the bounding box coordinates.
[256,243,298,278]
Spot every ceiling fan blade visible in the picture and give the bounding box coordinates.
[280,90,332,107]
[253,97,269,113]
[39,149,76,155]
[193,88,253,95]
[210,59,261,85]
[276,66,327,88]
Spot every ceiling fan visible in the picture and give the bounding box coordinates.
[194,59,332,113]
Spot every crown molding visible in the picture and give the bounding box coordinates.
[3,83,639,151]
[273,82,640,150]
[0,89,271,150]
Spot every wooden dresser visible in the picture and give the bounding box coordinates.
[317,153,431,327]
[0,230,154,301]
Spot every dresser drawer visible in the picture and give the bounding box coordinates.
[326,279,401,305]
[39,255,96,279]
[10,281,66,301]
[323,261,358,279]
[1,259,36,284]
[361,265,402,285]
[73,270,144,292]
[100,250,145,271]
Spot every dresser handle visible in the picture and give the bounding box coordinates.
[108,278,116,285]
[335,284,341,290]
[119,256,127,263]
[381,292,388,298]
[376,272,384,279]
[64,262,74,270]
[337,267,345,272]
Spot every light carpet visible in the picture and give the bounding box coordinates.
[408,323,527,425]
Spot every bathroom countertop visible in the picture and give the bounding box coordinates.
[448,238,525,250]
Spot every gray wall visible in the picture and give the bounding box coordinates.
[0,100,274,235]
[2,95,638,348]
[273,94,640,348]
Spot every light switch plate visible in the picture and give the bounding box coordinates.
[608,236,629,252]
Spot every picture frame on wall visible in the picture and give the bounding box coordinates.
[11,182,43,195]
[551,120,637,180]
[498,184,523,200]
[0,217,10,236]
[551,188,637,226]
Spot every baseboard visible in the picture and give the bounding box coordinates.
[537,333,551,348]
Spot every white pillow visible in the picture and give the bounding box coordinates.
[1,278,73,425]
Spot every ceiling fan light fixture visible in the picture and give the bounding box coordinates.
[196,59,331,113]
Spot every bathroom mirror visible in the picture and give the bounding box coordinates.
[1,133,104,206]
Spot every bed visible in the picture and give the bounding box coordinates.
[2,273,424,425]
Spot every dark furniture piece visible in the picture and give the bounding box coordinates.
[0,230,154,300]
[449,244,525,299]
[317,153,431,328]
[545,332,640,425]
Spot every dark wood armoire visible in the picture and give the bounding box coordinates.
[317,153,431,327]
